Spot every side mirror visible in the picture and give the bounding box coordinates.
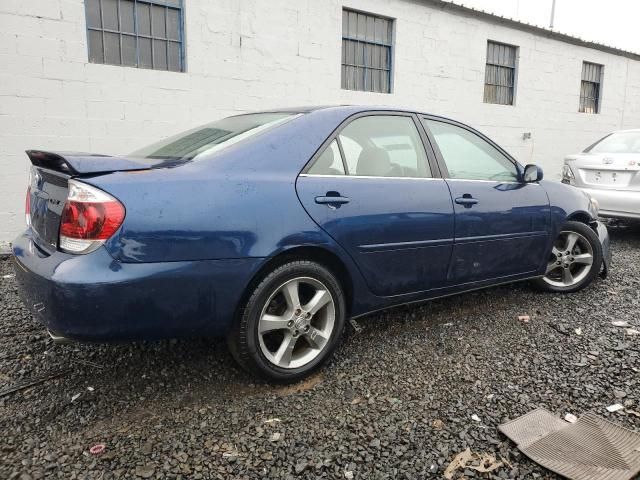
[523,164,543,183]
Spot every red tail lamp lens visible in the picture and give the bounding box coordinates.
[60,200,125,240]
[59,180,125,254]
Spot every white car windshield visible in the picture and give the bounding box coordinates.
[588,131,640,154]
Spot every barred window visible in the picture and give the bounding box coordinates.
[484,41,517,105]
[341,9,393,94]
[579,62,603,114]
[85,0,184,72]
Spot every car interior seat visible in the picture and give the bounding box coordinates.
[356,147,392,177]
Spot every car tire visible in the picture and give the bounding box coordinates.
[532,221,603,293]
[227,260,346,383]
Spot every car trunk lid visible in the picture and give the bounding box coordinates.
[567,153,640,190]
[25,150,163,252]
[28,167,69,250]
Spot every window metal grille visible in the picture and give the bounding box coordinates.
[484,41,517,105]
[85,0,184,71]
[579,62,603,114]
[341,9,393,93]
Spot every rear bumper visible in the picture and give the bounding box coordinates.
[11,232,262,342]
[577,187,640,219]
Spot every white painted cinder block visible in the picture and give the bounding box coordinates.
[1,0,639,245]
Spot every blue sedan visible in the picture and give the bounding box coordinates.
[13,106,611,382]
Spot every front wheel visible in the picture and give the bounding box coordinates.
[532,221,603,293]
[228,261,346,383]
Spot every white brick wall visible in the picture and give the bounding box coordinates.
[1,0,639,245]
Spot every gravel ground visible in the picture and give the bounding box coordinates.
[1,223,639,480]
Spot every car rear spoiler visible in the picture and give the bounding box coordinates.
[26,150,155,175]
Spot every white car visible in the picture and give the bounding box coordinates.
[563,129,640,219]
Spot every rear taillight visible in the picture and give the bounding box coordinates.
[561,164,575,185]
[59,180,125,254]
[25,186,31,226]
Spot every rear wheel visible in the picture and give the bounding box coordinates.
[532,221,602,293]
[228,261,346,383]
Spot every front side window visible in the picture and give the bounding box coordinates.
[130,113,296,162]
[341,9,393,93]
[425,120,518,182]
[580,62,603,114]
[587,131,640,154]
[484,41,517,105]
[337,116,431,178]
[85,0,184,71]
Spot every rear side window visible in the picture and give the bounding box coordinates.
[424,120,518,182]
[337,116,431,178]
[307,140,346,175]
[130,113,297,162]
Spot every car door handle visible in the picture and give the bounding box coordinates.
[315,193,350,206]
[455,195,479,207]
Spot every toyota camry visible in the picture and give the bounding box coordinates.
[13,106,611,382]
[562,129,640,219]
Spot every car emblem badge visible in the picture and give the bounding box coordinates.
[293,314,306,329]
[602,157,614,165]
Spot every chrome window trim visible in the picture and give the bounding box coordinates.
[299,174,540,186]
[443,178,525,184]
[298,174,443,181]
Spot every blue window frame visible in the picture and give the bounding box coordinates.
[341,9,393,94]
[85,0,184,72]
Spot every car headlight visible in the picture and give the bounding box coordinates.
[588,196,600,218]
[561,164,575,185]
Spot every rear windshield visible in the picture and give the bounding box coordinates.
[130,113,297,161]
[586,131,640,154]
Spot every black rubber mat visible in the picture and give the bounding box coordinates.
[499,408,640,480]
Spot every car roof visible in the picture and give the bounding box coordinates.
[234,105,457,121]
[610,128,640,133]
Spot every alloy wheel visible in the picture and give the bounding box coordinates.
[542,230,594,288]
[258,277,336,369]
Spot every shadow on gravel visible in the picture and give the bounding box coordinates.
[606,218,640,243]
